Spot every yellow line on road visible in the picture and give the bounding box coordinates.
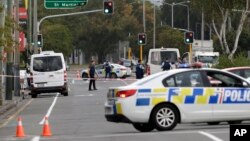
[0,99,33,128]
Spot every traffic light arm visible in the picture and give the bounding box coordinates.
[37,9,102,33]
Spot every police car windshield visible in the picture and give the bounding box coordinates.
[131,71,168,86]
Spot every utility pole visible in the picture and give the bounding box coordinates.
[27,0,32,57]
[13,0,20,97]
[6,0,13,100]
[33,0,38,53]
[0,0,6,105]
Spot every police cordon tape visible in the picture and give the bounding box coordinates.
[0,74,139,81]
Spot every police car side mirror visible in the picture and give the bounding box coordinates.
[243,82,249,87]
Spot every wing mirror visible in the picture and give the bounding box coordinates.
[243,81,249,87]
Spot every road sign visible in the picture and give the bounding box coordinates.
[44,0,88,9]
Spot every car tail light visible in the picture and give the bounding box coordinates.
[64,70,67,81]
[116,89,137,98]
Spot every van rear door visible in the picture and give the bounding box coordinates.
[32,55,64,87]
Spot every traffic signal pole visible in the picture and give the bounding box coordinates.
[37,9,102,34]
[140,45,143,61]
[189,43,192,64]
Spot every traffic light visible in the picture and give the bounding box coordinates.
[103,1,113,14]
[37,34,43,47]
[138,33,147,45]
[184,31,194,44]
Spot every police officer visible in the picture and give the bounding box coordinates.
[89,60,98,91]
[104,60,111,78]
[161,58,171,71]
[136,60,144,79]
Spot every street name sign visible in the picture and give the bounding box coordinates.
[45,0,88,9]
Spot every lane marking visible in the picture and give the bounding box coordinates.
[0,99,33,128]
[39,93,59,125]
[199,131,224,141]
[75,94,93,97]
[31,136,40,141]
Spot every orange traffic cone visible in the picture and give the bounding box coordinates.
[41,116,52,137]
[77,70,80,80]
[16,116,25,137]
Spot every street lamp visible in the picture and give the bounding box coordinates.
[164,1,190,30]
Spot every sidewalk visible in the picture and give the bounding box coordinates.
[0,91,30,125]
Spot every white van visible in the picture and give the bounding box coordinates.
[147,48,180,74]
[29,51,68,98]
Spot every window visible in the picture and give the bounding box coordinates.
[33,56,62,72]
[150,51,178,65]
[163,71,204,87]
[206,71,243,87]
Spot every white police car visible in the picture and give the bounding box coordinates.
[105,68,250,132]
[81,63,128,79]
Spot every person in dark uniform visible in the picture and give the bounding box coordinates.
[89,60,98,91]
[136,60,144,79]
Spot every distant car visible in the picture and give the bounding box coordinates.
[223,67,250,80]
[81,63,129,79]
[105,68,250,132]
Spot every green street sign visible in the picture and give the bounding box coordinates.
[44,0,88,9]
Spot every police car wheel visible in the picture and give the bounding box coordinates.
[228,121,242,124]
[152,104,178,131]
[207,122,220,125]
[111,73,117,78]
[132,123,155,132]
[82,73,88,78]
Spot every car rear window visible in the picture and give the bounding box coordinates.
[33,56,62,72]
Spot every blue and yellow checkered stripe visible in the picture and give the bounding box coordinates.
[136,88,220,106]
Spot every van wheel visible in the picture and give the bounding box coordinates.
[207,122,220,125]
[132,123,154,132]
[62,92,68,96]
[228,121,242,124]
[151,104,178,131]
[110,73,117,78]
[31,93,37,98]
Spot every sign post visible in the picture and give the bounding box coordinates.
[44,0,88,9]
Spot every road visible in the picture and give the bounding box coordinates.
[0,73,234,141]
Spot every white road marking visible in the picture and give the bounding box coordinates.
[199,131,224,141]
[75,94,93,97]
[39,93,59,125]
[31,136,40,141]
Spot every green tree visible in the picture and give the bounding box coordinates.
[42,24,73,57]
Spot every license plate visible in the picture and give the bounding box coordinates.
[37,84,44,87]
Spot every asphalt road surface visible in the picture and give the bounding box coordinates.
[0,75,241,141]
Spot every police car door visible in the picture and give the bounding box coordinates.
[206,71,250,119]
[164,70,213,121]
[96,64,105,77]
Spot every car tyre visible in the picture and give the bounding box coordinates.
[110,73,117,78]
[132,123,155,132]
[207,122,220,125]
[228,121,242,124]
[62,91,68,96]
[82,73,89,81]
[152,104,178,131]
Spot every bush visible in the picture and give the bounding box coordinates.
[215,52,250,69]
